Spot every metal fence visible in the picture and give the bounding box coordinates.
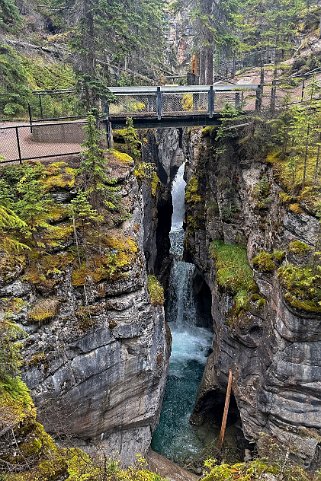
[107,85,260,119]
[29,89,85,123]
[0,121,87,164]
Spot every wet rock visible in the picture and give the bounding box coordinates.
[184,128,321,468]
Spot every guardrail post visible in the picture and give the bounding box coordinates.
[156,87,162,120]
[28,104,33,133]
[235,91,241,110]
[255,84,263,112]
[15,127,22,164]
[39,95,44,119]
[208,85,215,118]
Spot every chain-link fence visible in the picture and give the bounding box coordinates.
[0,121,88,163]
[29,90,85,123]
[109,94,157,116]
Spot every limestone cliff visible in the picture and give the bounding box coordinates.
[0,141,169,465]
[184,126,321,468]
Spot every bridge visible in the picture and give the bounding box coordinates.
[0,83,261,163]
[106,84,260,129]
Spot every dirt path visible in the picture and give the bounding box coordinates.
[0,121,83,163]
[147,451,200,481]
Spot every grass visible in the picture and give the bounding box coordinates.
[210,241,256,294]
[209,241,263,324]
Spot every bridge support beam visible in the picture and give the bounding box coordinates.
[208,85,215,119]
[156,87,162,120]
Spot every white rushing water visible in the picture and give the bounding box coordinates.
[152,162,213,463]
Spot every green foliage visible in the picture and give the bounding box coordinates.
[201,458,277,481]
[278,262,321,313]
[147,275,165,306]
[114,119,142,161]
[210,241,256,294]
[201,456,315,481]
[0,320,24,381]
[0,206,29,253]
[0,44,75,119]
[288,240,312,254]
[252,175,272,210]
[0,0,21,32]
[70,191,102,228]
[252,251,276,272]
[210,241,260,324]
[186,176,202,204]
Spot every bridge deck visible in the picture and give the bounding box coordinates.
[110,113,222,129]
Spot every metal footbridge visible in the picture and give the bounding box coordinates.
[106,84,260,129]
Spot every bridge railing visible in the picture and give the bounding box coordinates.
[108,85,260,120]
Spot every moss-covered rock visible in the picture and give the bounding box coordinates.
[278,263,321,314]
[252,251,276,272]
[186,176,202,204]
[28,298,60,324]
[147,275,165,306]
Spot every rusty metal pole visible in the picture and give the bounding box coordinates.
[217,369,233,451]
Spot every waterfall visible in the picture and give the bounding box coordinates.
[152,162,213,464]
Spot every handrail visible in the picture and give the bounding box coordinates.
[109,84,259,95]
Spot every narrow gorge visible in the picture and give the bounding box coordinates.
[1,2,321,479]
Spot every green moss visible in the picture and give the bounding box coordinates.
[75,305,103,331]
[0,376,34,426]
[210,241,256,294]
[24,252,75,292]
[110,149,134,165]
[185,176,202,204]
[134,162,155,180]
[39,223,74,249]
[200,456,315,481]
[210,241,259,324]
[252,251,276,272]
[147,275,165,306]
[72,235,138,286]
[151,172,160,197]
[28,299,60,324]
[202,126,217,138]
[26,352,47,368]
[42,164,76,192]
[278,263,321,313]
[273,250,286,263]
[288,240,311,255]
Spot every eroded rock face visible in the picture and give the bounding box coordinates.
[0,156,169,466]
[184,129,321,468]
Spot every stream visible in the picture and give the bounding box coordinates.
[151,163,214,464]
